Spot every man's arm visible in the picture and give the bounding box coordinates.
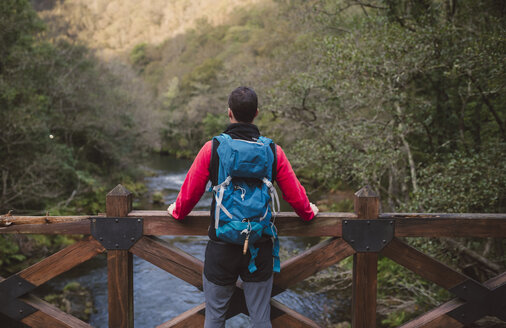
[169,141,212,220]
[275,145,317,221]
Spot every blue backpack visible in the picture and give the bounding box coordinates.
[210,133,280,273]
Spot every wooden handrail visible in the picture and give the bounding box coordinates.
[0,185,505,328]
[2,211,506,238]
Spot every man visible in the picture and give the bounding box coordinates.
[167,86,318,328]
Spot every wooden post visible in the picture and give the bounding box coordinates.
[352,185,379,328]
[106,185,134,328]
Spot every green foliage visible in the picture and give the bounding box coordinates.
[381,312,406,327]
[0,0,160,214]
[181,58,223,94]
[202,113,228,139]
[63,281,81,292]
[407,142,506,212]
[130,43,149,67]
[0,235,24,267]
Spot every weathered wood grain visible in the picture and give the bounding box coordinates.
[0,215,90,226]
[271,299,321,327]
[130,210,353,236]
[381,213,506,237]
[274,237,355,290]
[352,186,379,328]
[399,299,464,328]
[18,237,105,286]
[352,252,378,328]
[106,185,134,328]
[0,220,90,234]
[130,236,204,290]
[21,293,92,328]
[2,212,504,237]
[156,303,206,328]
[380,238,467,290]
[108,250,134,328]
[400,272,506,328]
[106,184,132,217]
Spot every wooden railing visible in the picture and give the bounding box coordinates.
[0,184,505,328]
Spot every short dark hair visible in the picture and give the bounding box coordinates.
[228,86,258,123]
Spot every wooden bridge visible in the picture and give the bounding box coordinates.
[0,185,505,328]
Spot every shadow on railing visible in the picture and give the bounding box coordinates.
[0,184,505,328]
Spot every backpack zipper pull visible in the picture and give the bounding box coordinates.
[243,234,249,255]
[241,219,251,255]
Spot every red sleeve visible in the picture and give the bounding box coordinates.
[172,141,212,220]
[275,145,314,221]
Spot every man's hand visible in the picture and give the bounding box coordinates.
[167,203,176,217]
[310,202,319,217]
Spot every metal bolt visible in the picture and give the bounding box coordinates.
[382,240,386,244]
[390,220,393,224]
[351,240,355,243]
[138,219,141,222]
[463,285,467,290]
[115,243,119,248]
[344,221,348,224]
[366,246,370,250]
[99,237,103,241]
[115,219,119,223]
[92,218,96,223]
[367,220,370,225]
[18,282,22,286]
[130,237,135,241]
[19,309,23,313]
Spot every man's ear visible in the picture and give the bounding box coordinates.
[228,108,233,120]
[254,109,259,118]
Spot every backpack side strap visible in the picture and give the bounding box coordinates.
[213,176,233,229]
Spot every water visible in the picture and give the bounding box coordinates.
[40,155,340,327]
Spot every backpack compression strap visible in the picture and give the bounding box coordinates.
[262,178,280,220]
[248,222,280,273]
[213,176,233,229]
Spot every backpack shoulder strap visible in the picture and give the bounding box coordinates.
[209,137,221,186]
[258,136,277,182]
[269,142,277,182]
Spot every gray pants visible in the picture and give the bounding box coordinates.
[203,274,273,328]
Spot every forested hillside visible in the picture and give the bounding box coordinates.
[33,0,264,58]
[1,0,505,326]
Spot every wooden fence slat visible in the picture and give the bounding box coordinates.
[380,238,468,290]
[271,299,321,328]
[129,210,353,236]
[2,212,505,237]
[156,303,206,328]
[21,293,92,328]
[18,237,105,286]
[106,185,134,328]
[274,237,355,290]
[400,272,506,328]
[108,250,133,328]
[398,299,464,328]
[129,236,204,290]
[0,220,90,234]
[0,216,90,226]
[380,213,506,237]
[351,186,379,328]
[381,213,506,219]
[352,253,378,328]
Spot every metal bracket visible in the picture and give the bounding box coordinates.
[342,219,395,252]
[448,280,506,325]
[90,217,143,250]
[0,275,37,320]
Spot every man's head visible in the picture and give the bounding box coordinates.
[228,86,258,123]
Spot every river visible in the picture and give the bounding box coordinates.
[40,155,346,327]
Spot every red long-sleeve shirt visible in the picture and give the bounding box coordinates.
[172,140,314,221]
